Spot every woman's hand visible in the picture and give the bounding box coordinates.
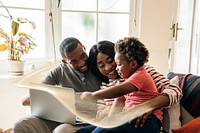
[129,111,152,128]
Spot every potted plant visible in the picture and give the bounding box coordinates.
[0,1,37,75]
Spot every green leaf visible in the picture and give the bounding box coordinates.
[11,21,19,36]
[17,17,36,30]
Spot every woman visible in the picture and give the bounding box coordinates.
[88,41,124,119]
[76,40,124,133]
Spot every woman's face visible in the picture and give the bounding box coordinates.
[96,52,118,80]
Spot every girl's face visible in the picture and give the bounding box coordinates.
[97,52,118,80]
[115,52,134,79]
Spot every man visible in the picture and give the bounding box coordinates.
[13,37,182,133]
[13,37,101,133]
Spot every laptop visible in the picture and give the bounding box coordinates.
[30,86,77,125]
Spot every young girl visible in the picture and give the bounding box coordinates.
[80,37,162,133]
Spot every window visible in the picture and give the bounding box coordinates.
[0,0,140,62]
[0,0,45,60]
[190,0,200,74]
[61,0,130,53]
[169,0,200,75]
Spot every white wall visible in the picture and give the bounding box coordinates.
[140,0,173,75]
[0,75,29,129]
[0,60,52,129]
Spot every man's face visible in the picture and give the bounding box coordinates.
[64,43,89,73]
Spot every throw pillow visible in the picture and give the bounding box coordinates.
[180,105,194,125]
[172,117,200,133]
[162,76,181,133]
[168,72,200,118]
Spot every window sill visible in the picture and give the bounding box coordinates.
[0,58,57,75]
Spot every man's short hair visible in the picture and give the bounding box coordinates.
[59,37,82,58]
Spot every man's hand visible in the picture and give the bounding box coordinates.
[22,97,30,106]
[129,111,152,128]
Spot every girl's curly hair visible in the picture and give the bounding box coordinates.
[115,37,149,66]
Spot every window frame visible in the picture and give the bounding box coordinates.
[0,0,142,73]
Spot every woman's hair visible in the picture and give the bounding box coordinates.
[88,40,116,83]
[115,37,149,66]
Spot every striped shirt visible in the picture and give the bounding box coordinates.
[100,78,124,105]
[144,65,182,107]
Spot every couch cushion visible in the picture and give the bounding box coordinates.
[180,105,194,125]
[162,76,181,133]
[167,72,200,118]
[171,117,200,133]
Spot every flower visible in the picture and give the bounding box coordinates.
[0,1,37,61]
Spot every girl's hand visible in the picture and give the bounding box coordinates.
[80,91,93,100]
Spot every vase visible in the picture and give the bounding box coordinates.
[7,60,26,75]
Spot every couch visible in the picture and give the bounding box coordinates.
[162,72,200,133]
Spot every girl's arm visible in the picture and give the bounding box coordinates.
[92,82,137,99]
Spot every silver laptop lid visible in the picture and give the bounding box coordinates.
[30,86,76,125]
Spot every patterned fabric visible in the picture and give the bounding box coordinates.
[144,65,183,107]
[100,78,124,105]
[167,72,200,118]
